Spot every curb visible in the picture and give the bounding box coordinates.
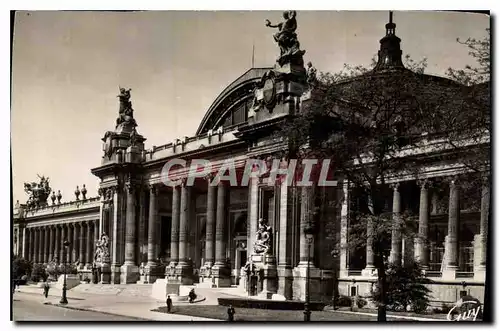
[15,290,85,301]
[332,310,447,321]
[47,303,151,321]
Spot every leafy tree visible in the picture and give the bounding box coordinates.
[279,52,442,320]
[12,255,32,280]
[30,264,47,282]
[373,262,431,313]
[444,27,491,321]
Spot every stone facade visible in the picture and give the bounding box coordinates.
[12,13,488,306]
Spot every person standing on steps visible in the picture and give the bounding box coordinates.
[166,295,172,313]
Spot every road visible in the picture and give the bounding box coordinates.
[12,292,144,321]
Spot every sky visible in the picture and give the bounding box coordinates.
[11,10,490,205]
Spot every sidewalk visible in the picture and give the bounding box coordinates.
[16,285,221,321]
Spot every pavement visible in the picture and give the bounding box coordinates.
[13,286,221,321]
[12,284,449,322]
[13,293,142,321]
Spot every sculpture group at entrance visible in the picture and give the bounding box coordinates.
[92,233,111,284]
[242,218,278,298]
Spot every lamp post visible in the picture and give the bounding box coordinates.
[304,224,314,322]
[60,240,70,304]
[331,248,340,310]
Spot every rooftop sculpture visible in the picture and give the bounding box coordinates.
[23,175,51,209]
[116,87,137,129]
[265,11,306,67]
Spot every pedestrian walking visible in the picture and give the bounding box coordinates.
[166,295,172,313]
[227,305,235,322]
[43,283,50,298]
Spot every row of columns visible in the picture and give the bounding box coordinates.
[154,178,229,286]
[23,221,99,268]
[357,176,489,277]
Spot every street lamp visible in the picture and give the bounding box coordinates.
[60,240,70,304]
[304,223,314,322]
[331,248,340,310]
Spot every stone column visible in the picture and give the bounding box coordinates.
[79,223,86,268]
[138,188,147,265]
[277,183,295,299]
[203,179,217,274]
[121,183,139,284]
[475,177,489,280]
[168,186,180,275]
[416,179,430,269]
[444,178,460,278]
[60,225,67,264]
[299,186,315,265]
[37,227,43,264]
[54,225,60,263]
[67,224,73,263]
[339,181,349,278]
[48,226,54,262]
[22,227,28,259]
[175,181,193,284]
[145,184,159,283]
[212,181,230,287]
[110,186,123,284]
[293,185,319,301]
[85,221,92,268]
[73,223,79,263]
[43,226,49,263]
[248,177,259,260]
[33,228,39,263]
[93,220,99,262]
[29,229,34,262]
[362,194,376,276]
[390,183,402,266]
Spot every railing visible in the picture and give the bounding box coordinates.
[347,270,362,276]
[429,246,444,272]
[459,246,474,272]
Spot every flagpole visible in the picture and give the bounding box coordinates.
[252,43,255,68]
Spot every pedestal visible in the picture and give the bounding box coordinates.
[137,264,161,284]
[100,263,111,284]
[151,278,183,302]
[277,267,293,300]
[292,264,323,302]
[211,264,231,288]
[120,264,139,284]
[110,264,121,284]
[174,263,194,285]
[259,263,278,299]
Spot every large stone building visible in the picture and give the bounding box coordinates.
[13,12,489,306]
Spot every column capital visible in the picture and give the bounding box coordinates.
[204,173,216,185]
[147,183,158,195]
[417,179,432,189]
[125,182,137,194]
[390,182,401,190]
[448,176,461,187]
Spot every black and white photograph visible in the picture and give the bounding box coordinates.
[9,6,491,323]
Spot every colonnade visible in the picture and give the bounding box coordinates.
[21,220,99,268]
